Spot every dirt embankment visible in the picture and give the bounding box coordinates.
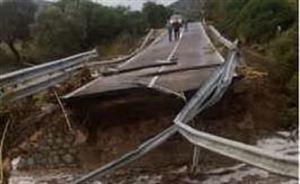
[0,67,93,184]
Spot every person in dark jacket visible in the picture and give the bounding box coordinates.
[172,20,181,40]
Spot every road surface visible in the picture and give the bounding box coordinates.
[64,22,224,100]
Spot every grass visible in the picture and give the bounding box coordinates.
[96,34,141,60]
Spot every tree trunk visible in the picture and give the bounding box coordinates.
[6,41,21,62]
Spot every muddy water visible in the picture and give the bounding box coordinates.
[8,90,299,184]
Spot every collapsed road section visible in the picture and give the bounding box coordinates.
[63,23,224,101]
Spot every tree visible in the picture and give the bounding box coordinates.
[237,0,296,43]
[205,0,296,43]
[0,0,37,62]
[31,5,85,59]
[31,0,149,61]
[142,2,172,28]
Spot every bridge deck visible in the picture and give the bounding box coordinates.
[64,23,224,99]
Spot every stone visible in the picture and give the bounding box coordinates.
[52,144,59,150]
[49,151,58,157]
[32,153,43,163]
[53,155,60,165]
[74,130,87,145]
[63,143,70,148]
[58,149,66,155]
[40,158,47,165]
[47,157,53,165]
[27,157,35,166]
[62,154,75,164]
[55,138,63,144]
[56,132,63,137]
[30,142,39,149]
[48,132,54,138]
[40,139,48,147]
[17,157,27,169]
[69,148,77,154]
[40,145,51,151]
[47,138,54,144]
[65,134,75,143]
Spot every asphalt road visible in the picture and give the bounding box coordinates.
[64,22,224,99]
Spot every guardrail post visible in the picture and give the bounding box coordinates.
[190,120,201,173]
[191,146,201,173]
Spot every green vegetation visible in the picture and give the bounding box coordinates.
[170,0,205,21]
[143,2,172,28]
[0,0,37,62]
[0,0,171,66]
[206,0,296,43]
[205,0,298,128]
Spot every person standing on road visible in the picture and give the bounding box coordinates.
[172,19,181,41]
[166,20,173,42]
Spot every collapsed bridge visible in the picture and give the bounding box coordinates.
[1,22,297,183]
[63,22,297,183]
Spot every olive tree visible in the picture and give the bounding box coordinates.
[0,0,37,62]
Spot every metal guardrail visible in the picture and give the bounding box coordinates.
[174,45,298,179]
[208,25,235,49]
[0,50,96,102]
[3,66,79,101]
[71,24,297,183]
[0,29,156,102]
[176,122,298,179]
[202,19,235,50]
[87,29,155,67]
[0,49,96,89]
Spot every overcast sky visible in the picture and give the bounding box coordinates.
[94,0,177,10]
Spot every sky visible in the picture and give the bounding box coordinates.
[91,0,177,10]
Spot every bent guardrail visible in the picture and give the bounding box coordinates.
[176,122,298,178]
[71,23,297,183]
[71,24,238,184]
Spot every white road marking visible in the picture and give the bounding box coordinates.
[148,30,184,88]
[118,31,167,69]
[64,31,168,98]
